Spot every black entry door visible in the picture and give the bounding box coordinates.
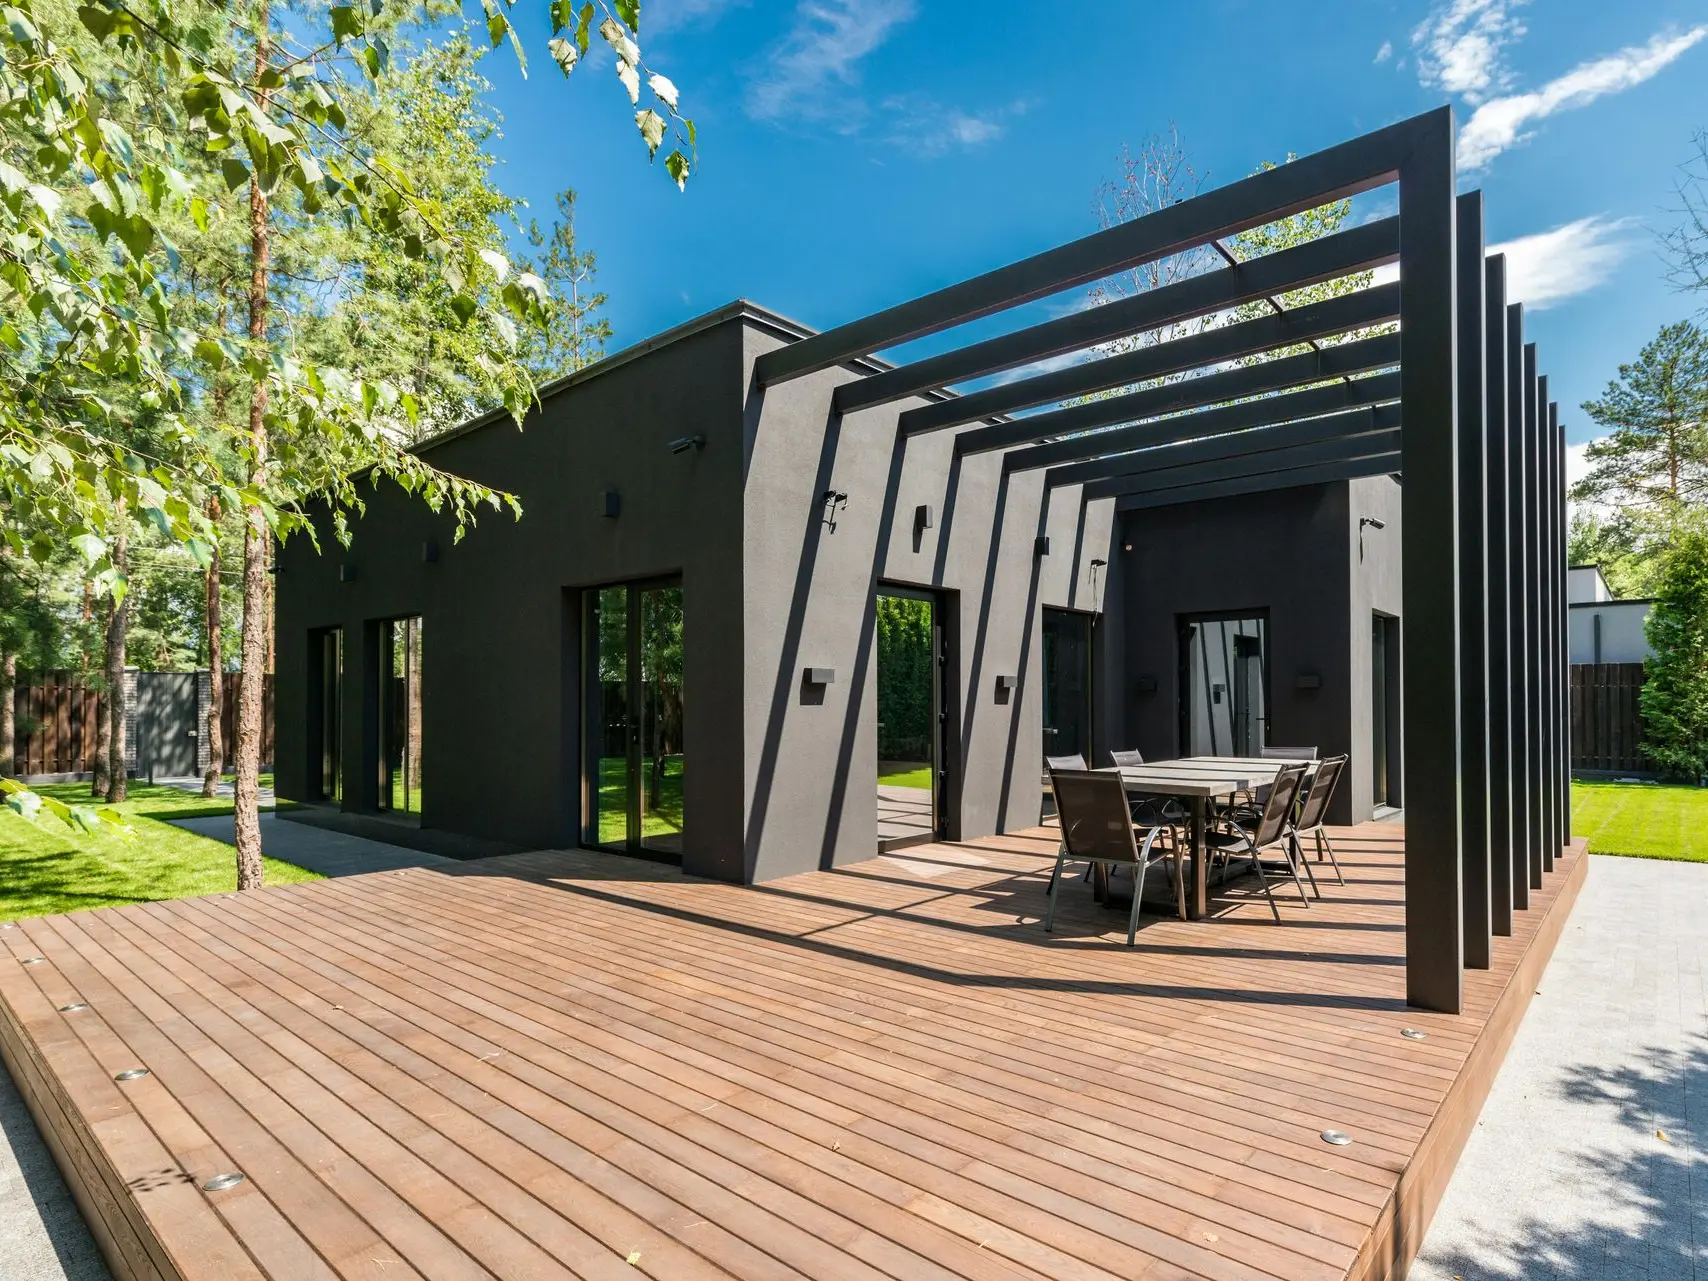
[1042,609,1093,765]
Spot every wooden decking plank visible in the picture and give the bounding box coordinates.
[0,826,1588,1281]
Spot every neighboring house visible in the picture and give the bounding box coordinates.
[1567,564,1653,665]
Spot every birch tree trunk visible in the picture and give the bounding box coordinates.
[202,499,223,797]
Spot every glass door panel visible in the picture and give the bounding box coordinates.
[875,591,940,851]
[583,580,685,858]
[1180,614,1268,756]
[318,628,342,803]
[377,616,423,815]
[639,585,685,855]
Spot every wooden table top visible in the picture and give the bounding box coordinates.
[1111,764,1250,798]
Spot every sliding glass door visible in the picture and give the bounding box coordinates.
[377,616,423,815]
[583,580,685,858]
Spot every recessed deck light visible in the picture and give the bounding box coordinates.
[202,1173,246,1192]
[1401,1027,1427,1040]
[114,1068,150,1081]
[57,1003,88,1013]
[1320,1129,1353,1146]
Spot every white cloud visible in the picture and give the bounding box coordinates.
[1566,439,1594,491]
[1413,0,1527,103]
[1458,25,1708,170]
[881,96,1027,155]
[646,0,746,32]
[1375,40,1394,64]
[1489,215,1639,310]
[746,0,917,124]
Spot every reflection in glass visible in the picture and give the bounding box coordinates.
[590,586,631,848]
[1182,616,1268,756]
[1041,609,1092,765]
[318,628,342,802]
[379,616,423,815]
[639,585,685,855]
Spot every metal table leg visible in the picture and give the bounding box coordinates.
[1190,796,1208,919]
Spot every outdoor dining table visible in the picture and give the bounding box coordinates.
[1106,756,1322,919]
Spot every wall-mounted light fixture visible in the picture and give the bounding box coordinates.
[995,674,1016,704]
[803,666,835,686]
[1135,675,1159,695]
[914,504,934,534]
[668,433,706,454]
[1089,556,1107,596]
[339,563,357,583]
[601,489,621,519]
[1034,535,1051,557]
[1358,515,1386,562]
[821,490,848,533]
[1294,672,1323,690]
[421,540,440,564]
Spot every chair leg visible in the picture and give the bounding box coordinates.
[1317,827,1346,885]
[1048,841,1064,894]
[1172,849,1186,920]
[1279,839,1312,906]
[1127,872,1143,946]
[1044,853,1067,932]
[1291,830,1322,900]
[1246,844,1283,922]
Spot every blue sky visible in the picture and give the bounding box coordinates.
[474,0,1708,455]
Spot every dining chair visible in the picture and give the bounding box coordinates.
[1044,769,1184,943]
[1203,761,1310,921]
[1260,745,1319,760]
[1108,749,1189,828]
[1289,753,1349,886]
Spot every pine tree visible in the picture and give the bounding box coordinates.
[1577,321,1708,512]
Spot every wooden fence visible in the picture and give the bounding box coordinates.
[218,671,274,770]
[8,672,102,776]
[1570,662,1647,774]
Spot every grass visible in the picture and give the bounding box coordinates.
[0,780,321,922]
[878,761,933,790]
[595,755,684,845]
[1572,779,1708,863]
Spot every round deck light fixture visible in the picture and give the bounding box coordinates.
[1320,1129,1353,1146]
[114,1068,151,1081]
[1401,1027,1427,1040]
[57,1003,88,1013]
[19,956,43,965]
[202,1173,246,1192]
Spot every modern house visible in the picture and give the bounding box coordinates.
[1567,563,1654,664]
[277,107,1574,1015]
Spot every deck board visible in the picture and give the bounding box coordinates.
[0,823,1585,1281]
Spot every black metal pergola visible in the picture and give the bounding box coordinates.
[756,107,1569,1014]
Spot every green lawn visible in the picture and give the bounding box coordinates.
[1,781,320,922]
[1572,780,1708,863]
[595,756,684,845]
[879,761,933,789]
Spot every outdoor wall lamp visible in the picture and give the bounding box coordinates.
[338,563,357,583]
[421,540,440,564]
[803,667,835,686]
[601,489,621,518]
[668,433,705,454]
[914,504,934,533]
[1295,672,1323,690]
[1358,515,1386,561]
[1034,535,1050,557]
[821,490,848,533]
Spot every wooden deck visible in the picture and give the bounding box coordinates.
[0,824,1586,1281]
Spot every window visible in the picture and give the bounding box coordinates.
[312,628,342,803]
[377,617,423,816]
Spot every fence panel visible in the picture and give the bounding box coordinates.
[219,672,275,769]
[10,672,101,776]
[1570,662,1646,774]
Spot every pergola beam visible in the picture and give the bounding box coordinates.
[1011,372,1401,475]
[754,114,1435,385]
[958,332,1400,456]
[900,282,1401,435]
[1046,405,1399,491]
[1084,427,1402,501]
[835,219,1400,413]
[1109,453,1400,511]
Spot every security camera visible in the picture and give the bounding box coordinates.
[668,434,705,454]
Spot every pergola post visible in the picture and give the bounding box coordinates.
[1506,306,1531,913]
[1523,342,1545,891]
[1538,376,1557,874]
[1456,193,1491,969]
[1552,401,1569,861]
[1401,110,1464,1013]
[1483,257,1514,936]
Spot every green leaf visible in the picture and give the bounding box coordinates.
[76,4,114,40]
[449,293,478,325]
[189,195,209,231]
[329,5,361,41]
[664,149,689,190]
[70,532,106,562]
[635,109,665,158]
[485,10,506,48]
[548,0,573,31]
[221,156,249,191]
[575,2,593,53]
[614,0,639,31]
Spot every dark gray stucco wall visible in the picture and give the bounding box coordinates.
[1112,482,1368,824]
[275,314,748,872]
[1346,474,1404,819]
[737,325,1113,882]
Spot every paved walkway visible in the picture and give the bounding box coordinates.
[167,811,455,878]
[1416,854,1708,1279]
[0,1072,109,1280]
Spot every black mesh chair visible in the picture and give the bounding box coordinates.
[1044,769,1184,944]
[1203,761,1311,921]
[1108,749,1188,829]
[1289,753,1349,887]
